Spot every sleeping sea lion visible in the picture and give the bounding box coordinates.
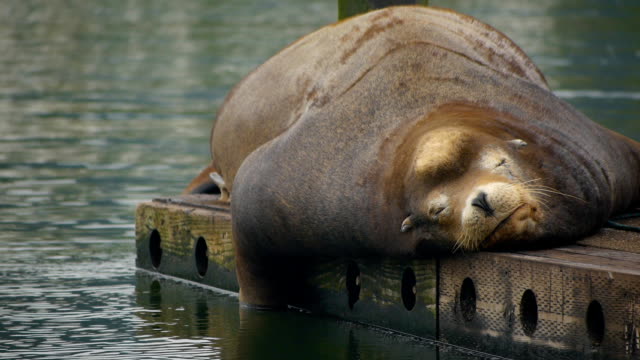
[189,6,640,307]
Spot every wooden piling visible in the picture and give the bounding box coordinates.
[338,0,429,20]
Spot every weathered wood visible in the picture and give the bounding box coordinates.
[135,196,438,336]
[577,220,640,254]
[439,246,640,359]
[135,195,640,359]
[135,195,237,291]
[523,245,640,270]
[296,257,437,337]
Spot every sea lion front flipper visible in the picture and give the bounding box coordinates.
[210,172,230,201]
[182,164,230,202]
[183,163,220,195]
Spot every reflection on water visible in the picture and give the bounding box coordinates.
[0,0,637,359]
[134,272,495,360]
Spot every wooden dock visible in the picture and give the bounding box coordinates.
[135,195,640,359]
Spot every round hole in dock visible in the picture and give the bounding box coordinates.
[149,229,162,269]
[346,260,360,310]
[459,277,476,322]
[401,267,417,311]
[520,289,538,336]
[195,236,208,277]
[586,300,605,346]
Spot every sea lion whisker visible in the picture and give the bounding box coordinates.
[519,178,543,185]
[452,240,463,253]
[525,189,553,197]
[535,201,550,212]
[515,189,550,210]
[513,178,547,187]
[533,197,550,210]
[523,187,555,194]
[530,185,565,192]
[452,232,462,250]
[524,186,587,203]
[526,189,560,199]
[453,233,465,253]
[454,231,472,253]
[520,183,554,191]
[503,183,518,190]
[466,232,476,250]
[521,184,558,193]
[525,190,550,204]
[470,231,482,251]
[527,183,564,191]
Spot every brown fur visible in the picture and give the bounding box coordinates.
[192,7,640,307]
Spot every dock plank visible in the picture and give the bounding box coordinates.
[577,219,640,254]
[135,195,640,359]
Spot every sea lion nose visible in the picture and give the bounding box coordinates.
[471,191,494,216]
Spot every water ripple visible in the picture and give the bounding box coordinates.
[1,0,637,359]
[555,89,640,100]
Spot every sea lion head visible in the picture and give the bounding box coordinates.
[398,106,549,252]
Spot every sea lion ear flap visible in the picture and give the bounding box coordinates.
[507,139,527,150]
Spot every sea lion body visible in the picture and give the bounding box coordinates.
[203,7,640,306]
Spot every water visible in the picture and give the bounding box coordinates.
[0,0,638,359]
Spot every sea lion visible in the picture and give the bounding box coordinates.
[190,6,640,307]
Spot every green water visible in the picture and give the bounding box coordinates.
[0,0,638,359]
